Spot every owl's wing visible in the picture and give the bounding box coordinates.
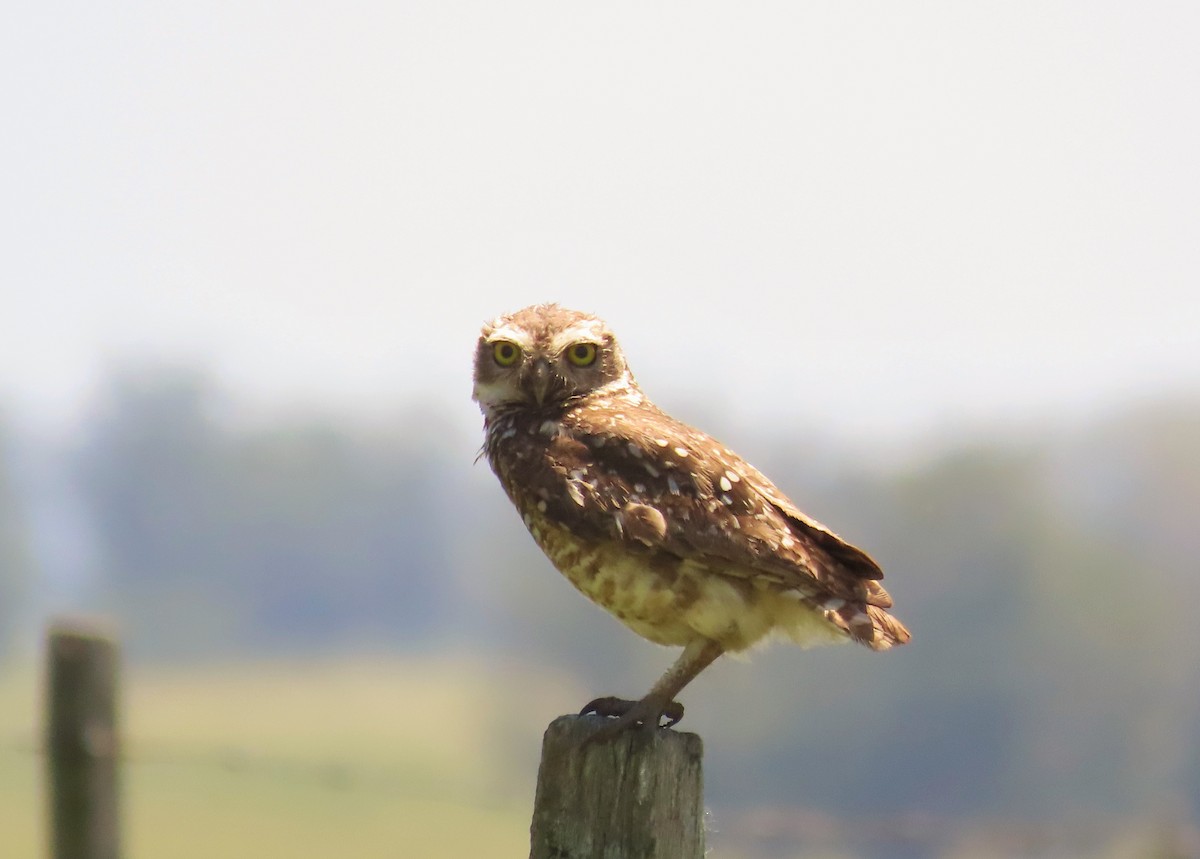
[548,405,896,617]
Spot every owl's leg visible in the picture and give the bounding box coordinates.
[580,638,723,739]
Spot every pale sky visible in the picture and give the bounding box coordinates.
[3,2,1198,446]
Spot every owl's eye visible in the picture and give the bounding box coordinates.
[566,342,598,367]
[492,341,521,367]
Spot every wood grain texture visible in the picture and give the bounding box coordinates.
[529,714,704,859]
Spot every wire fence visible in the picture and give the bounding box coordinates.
[13,618,1200,859]
[2,731,509,809]
[713,803,1200,859]
[8,731,1198,858]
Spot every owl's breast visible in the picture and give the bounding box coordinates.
[485,411,625,540]
[522,511,699,646]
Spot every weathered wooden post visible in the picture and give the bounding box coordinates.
[530,714,705,859]
[46,617,121,859]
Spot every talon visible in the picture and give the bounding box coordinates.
[577,695,685,743]
[660,700,685,727]
[579,696,635,719]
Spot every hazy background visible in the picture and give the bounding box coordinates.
[2,2,1198,857]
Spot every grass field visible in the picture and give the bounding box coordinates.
[0,653,585,858]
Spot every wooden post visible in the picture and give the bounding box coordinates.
[529,714,705,859]
[46,618,121,859]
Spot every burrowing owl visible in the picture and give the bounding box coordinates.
[473,304,909,736]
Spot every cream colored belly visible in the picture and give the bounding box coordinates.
[529,519,847,652]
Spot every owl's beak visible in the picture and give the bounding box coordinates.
[529,357,553,406]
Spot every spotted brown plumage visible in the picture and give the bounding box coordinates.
[473,303,910,736]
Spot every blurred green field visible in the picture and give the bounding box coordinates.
[0,654,582,859]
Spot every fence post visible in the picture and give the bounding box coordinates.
[529,714,705,859]
[46,617,121,859]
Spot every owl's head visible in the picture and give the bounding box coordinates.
[472,304,634,414]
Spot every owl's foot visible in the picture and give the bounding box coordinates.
[577,640,722,744]
[579,695,684,742]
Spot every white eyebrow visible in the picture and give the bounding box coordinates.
[549,323,605,353]
[485,326,534,348]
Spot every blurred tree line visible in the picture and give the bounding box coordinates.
[0,420,36,656]
[71,369,459,657]
[2,367,1198,835]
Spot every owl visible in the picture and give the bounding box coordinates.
[473,304,909,737]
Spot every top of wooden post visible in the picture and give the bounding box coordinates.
[530,714,705,859]
[45,617,120,760]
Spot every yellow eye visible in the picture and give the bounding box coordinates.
[566,342,598,367]
[492,341,521,367]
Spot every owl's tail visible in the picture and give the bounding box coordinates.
[863,606,911,651]
[831,581,911,651]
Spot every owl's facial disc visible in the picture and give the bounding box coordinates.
[473,305,633,415]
